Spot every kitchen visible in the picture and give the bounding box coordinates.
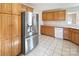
[0,3,79,56]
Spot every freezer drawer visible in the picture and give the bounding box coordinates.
[25,36,33,54]
[33,34,39,48]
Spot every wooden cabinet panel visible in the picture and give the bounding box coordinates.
[0,14,1,55]
[12,36,21,56]
[1,14,11,56]
[58,11,66,20]
[63,28,70,40]
[27,7,33,12]
[75,33,79,45]
[71,31,76,43]
[41,26,45,34]
[21,4,27,12]
[2,3,12,13]
[42,10,66,21]
[0,4,2,12]
[11,14,19,38]
[11,14,21,56]
[41,25,54,37]
[18,36,21,54]
[1,39,11,56]
[70,29,79,45]
[42,12,47,21]
[12,3,21,14]
[54,11,58,20]
[2,14,11,40]
[18,15,21,36]
[47,12,53,20]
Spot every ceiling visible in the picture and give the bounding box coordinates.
[25,3,79,11]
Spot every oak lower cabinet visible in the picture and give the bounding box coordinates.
[63,28,70,40]
[64,28,79,45]
[70,29,79,45]
[41,25,54,37]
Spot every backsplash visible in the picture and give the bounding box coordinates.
[43,21,67,26]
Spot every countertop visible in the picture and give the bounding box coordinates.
[42,24,79,30]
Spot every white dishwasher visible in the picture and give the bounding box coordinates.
[55,27,63,39]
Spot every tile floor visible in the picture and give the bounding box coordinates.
[23,35,79,56]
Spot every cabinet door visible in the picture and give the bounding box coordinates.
[12,37,18,56]
[0,4,2,12]
[63,28,70,40]
[27,7,33,12]
[76,33,79,45]
[1,14,11,41]
[41,26,44,34]
[18,15,21,36]
[0,14,2,56]
[2,3,12,13]
[47,12,53,21]
[42,12,47,21]
[12,3,21,14]
[11,14,21,56]
[12,36,21,56]
[1,14,11,56]
[58,11,65,20]
[54,11,58,20]
[18,15,21,54]
[11,14,19,38]
[71,32,76,43]
[1,39,11,56]
[21,4,27,12]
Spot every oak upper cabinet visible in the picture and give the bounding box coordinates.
[12,3,21,14]
[21,4,27,12]
[11,14,21,56]
[1,14,12,56]
[2,3,12,13]
[47,12,53,21]
[27,7,33,12]
[0,14,1,55]
[58,10,66,20]
[54,11,59,20]
[42,10,66,21]
[0,4,2,12]
[42,12,47,21]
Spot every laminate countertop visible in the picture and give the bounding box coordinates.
[42,24,79,30]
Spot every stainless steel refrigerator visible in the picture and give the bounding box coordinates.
[21,12,39,55]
